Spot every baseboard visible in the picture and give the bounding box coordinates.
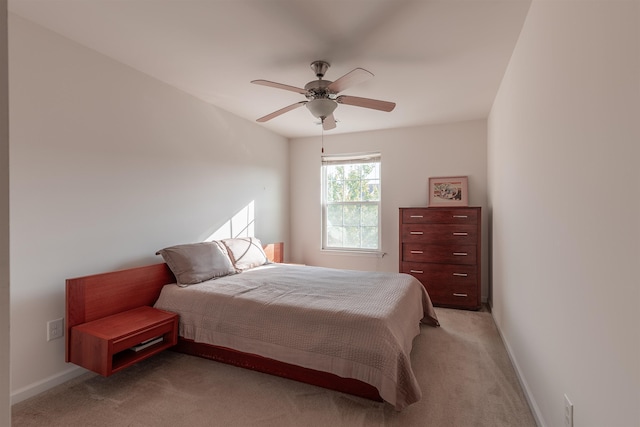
[11,365,86,405]
[489,311,547,427]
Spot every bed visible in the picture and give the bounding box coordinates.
[66,239,439,410]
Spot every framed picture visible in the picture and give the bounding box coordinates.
[428,176,469,207]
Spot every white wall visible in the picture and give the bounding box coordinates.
[0,1,9,424]
[9,14,289,403]
[289,120,489,297]
[488,1,639,426]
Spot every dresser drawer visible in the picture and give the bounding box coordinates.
[401,224,477,244]
[401,262,477,286]
[423,282,479,309]
[403,243,477,265]
[402,263,479,309]
[402,208,478,225]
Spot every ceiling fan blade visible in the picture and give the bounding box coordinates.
[322,114,336,130]
[336,95,396,112]
[251,79,307,94]
[256,101,307,122]
[327,68,373,93]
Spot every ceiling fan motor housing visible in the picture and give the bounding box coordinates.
[304,79,335,100]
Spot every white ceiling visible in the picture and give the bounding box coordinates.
[8,0,531,139]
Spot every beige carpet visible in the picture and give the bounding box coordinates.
[12,307,537,427]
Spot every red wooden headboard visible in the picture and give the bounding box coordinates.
[65,242,283,362]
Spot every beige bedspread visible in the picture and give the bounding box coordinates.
[153,263,439,409]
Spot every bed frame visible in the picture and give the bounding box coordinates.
[65,242,382,402]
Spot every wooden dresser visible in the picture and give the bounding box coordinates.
[399,207,481,310]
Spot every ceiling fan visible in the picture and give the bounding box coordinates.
[251,60,396,130]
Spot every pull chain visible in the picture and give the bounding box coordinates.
[321,119,324,153]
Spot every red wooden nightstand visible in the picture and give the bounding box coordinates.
[69,306,178,376]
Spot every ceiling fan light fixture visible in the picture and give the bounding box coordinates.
[306,98,337,119]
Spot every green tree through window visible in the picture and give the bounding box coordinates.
[322,153,381,251]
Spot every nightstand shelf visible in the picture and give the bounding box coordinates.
[69,306,178,376]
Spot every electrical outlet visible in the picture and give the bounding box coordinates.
[47,318,64,341]
[564,394,573,427]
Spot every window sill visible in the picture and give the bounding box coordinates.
[321,249,387,258]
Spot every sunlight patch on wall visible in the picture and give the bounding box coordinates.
[206,201,255,241]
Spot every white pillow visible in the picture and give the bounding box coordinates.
[221,237,269,271]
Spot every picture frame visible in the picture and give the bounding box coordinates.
[428,176,469,207]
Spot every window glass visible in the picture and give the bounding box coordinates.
[321,153,381,252]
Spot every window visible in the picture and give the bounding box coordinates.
[321,153,381,252]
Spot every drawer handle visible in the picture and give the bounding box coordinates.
[410,215,424,218]
[453,252,468,256]
[453,293,468,297]
[453,232,468,236]
[410,231,424,235]
[453,215,468,218]
[410,270,424,274]
[410,250,424,254]
[452,273,468,277]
